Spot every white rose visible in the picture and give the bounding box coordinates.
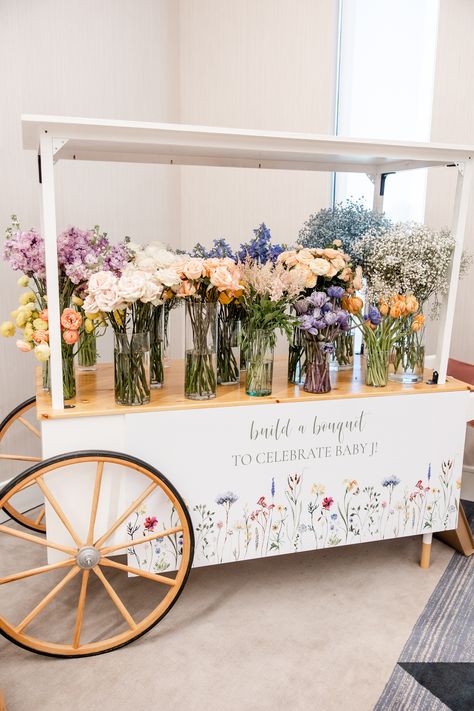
[118,270,148,303]
[88,270,117,293]
[141,277,164,305]
[156,267,181,288]
[134,255,157,273]
[308,258,331,276]
[83,294,99,314]
[183,258,205,280]
[95,286,124,312]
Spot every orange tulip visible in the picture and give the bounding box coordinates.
[412,314,425,332]
[342,295,363,314]
[379,302,389,316]
[405,294,419,314]
[390,301,404,318]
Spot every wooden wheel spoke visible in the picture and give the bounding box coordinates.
[87,461,104,545]
[100,558,176,586]
[0,558,75,585]
[36,477,83,547]
[0,453,41,462]
[16,566,81,633]
[72,570,90,649]
[18,417,41,439]
[93,566,137,630]
[100,525,183,556]
[94,480,158,548]
[0,523,76,555]
[35,508,46,525]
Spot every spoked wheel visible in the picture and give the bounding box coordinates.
[0,397,45,533]
[0,451,194,657]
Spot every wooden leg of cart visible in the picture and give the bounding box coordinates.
[420,533,433,569]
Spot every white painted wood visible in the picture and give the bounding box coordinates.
[39,135,64,410]
[422,533,433,545]
[435,161,473,383]
[24,115,474,172]
[372,173,385,213]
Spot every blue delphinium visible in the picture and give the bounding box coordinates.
[299,199,391,260]
[238,223,285,264]
[192,238,237,260]
[382,475,401,488]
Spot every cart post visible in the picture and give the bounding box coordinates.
[39,134,64,410]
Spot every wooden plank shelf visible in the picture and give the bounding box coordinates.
[35,358,470,420]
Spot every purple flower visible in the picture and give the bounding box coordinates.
[368,306,382,325]
[238,223,284,264]
[324,311,338,326]
[327,285,345,299]
[294,298,310,315]
[3,227,46,278]
[308,291,329,308]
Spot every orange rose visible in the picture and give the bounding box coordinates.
[412,314,425,332]
[60,308,82,331]
[62,329,79,345]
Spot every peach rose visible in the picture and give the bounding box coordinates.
[182,258,205,280]
[277,250,299,267]
[322,248,340,260]
[61,308,82,331]
[295,249,315,266]
[210,265,234,291]
[342,296,363,314]
[331,256,346,272]
[390,302,404,319]
[63,329,80,345]
[308,258,331,276]
[32,329,49,344]
[176,280,197,297]
[338,267,353,282]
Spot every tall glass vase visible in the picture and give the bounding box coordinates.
[114,332,150,406]
[288,326,306,385]
[364,342,390,387]
[41,349,76,399]
[217,303,240,385]
[246,329,274,397]
[185,301,217,400]
[150,306,164,388]
[331,332,355,371]
[77,328,97,371]
[303,339,331,394]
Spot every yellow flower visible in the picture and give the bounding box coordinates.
[218,292,233,305]
[456,478,462,490]
[34,343,51,362]
[0,320,15,337]
[19,291,36,306]
[10,309,19,319]
[343,479,359,492]
[71,295,84,307]
[85,311,100,320]
[17,275,29,287]
[113,310,124,327]
[15,310,30,328]
[311,483,325,496]
[33,318,48,331]
[84,318,94,334]
[23,322,34,341]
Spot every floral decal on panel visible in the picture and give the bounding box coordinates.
[126,459,459,570]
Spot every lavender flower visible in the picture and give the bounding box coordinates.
[3,219,45,278]
[367,306,382,326]
[323,311,338,326]
[308,291,329,308]
[271,477,276,498]
[327,285,345,299]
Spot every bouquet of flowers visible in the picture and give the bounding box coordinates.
[172,256,243,399]
[298,199,391,261]
[127,241,182,386]
[239,259,308,396]
[295,287,351,393]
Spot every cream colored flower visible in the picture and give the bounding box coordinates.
[308,258,331,276]
[0,321,15,337]
[17,275,29,287]
[311,483,325,496]
[15,311,30,328]
[34,343,51,362]
[19,291,36,306]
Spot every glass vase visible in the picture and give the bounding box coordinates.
[217,303,240,385]
[246,329,274,397]
[364,344,390,387]
[77,328,97,371]
[331,332,355,371]
[162,301,172,368]
[304,339,331,394]
[150,306,164,388]
[41,350,76,399]
[288,326,306,385]
[389,328,425,384]
[185,301,217,400]
[114,332,150,406]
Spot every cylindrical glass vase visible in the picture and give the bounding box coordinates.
[288,326,306,385]
[114,332,150,406]
[41,350,76,399]
[77,328,97,371]
[304,339,331,394]
[331,332,355,371]
[246,329,274,397]
[185,301,217,400]
[217,303,240,385]
[389,329,425,384]
[150,306,164,388]
[364,344,390,387]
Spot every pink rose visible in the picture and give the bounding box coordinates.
[61,308,82,331]
[182,258,205,280]
[63,329,79,345]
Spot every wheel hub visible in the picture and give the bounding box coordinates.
[76,545,101,569]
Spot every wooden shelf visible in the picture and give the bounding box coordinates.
[35,358,470,421]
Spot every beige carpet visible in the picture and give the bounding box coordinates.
[0,535,453,711]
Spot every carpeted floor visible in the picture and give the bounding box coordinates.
[0,528,455,711]
[374,501,474,711]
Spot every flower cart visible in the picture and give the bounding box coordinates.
[0,116,473,658]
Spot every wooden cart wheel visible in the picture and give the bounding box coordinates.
[0,451,194,657]
[0,397,45,533]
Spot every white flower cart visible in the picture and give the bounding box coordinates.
[0,117,473,657]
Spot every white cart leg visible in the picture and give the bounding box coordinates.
[372,172,385,213]
[420,532,433,569]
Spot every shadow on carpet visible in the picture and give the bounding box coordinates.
[374,501,474,711]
